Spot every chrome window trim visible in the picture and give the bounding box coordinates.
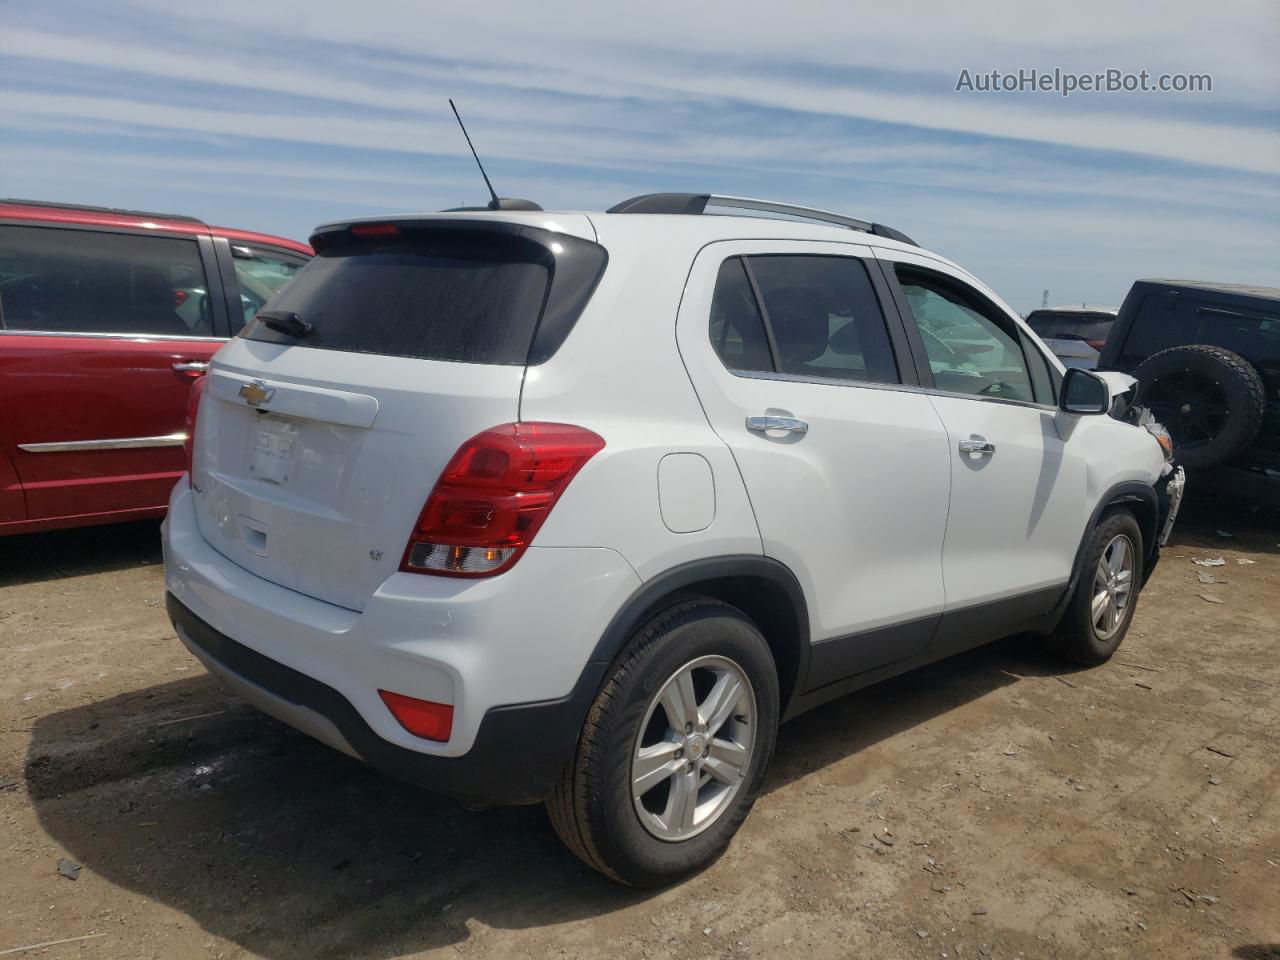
[724,367,1057,411]
[18,433,187,453]
[0,330,227,343]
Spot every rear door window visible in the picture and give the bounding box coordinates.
[749,256,899,384]
[707,254,900,385]
[0,225,213,337]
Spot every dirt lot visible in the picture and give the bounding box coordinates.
[1,500,1277,960]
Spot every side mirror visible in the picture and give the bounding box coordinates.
[1059,367,1110,415]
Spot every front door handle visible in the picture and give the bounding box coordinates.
[746,415,809,435]
[172,360,209,374]
[958,438,996,457]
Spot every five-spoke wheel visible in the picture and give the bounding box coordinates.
[631,656,755,841]
[1091,534,1134,640]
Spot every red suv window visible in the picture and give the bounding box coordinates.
[0,225,213,337]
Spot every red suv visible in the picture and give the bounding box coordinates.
[0,199,312,535]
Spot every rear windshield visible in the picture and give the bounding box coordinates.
[1026,311,1114,342]
[244,232,552,364]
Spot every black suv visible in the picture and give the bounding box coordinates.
[1099,279,1279,488]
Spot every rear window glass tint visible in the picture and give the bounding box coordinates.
[245,233,551,364]
[749,255,899,384]
[1026,312,1114,342]
[1118,293,1203,364]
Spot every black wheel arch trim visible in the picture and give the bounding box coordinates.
[585,554,812,715]
[1050,480,1161,628]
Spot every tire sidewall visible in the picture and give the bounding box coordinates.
[1071,512,1144,661]
[589,606,779,885]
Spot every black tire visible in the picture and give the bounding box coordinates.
[1133,344,1265,469]
[1051,511,1144,665]
[546,598,779,886]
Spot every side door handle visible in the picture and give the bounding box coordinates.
[172,360,209,374]
[746,415,809,435]
[958,437,996,457]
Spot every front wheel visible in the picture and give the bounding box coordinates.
[1051,511,1145,665]
[546,599,779,886]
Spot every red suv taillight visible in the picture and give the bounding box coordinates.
[400,422,605,578]
[182,376,208,475]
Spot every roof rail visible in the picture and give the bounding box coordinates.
[0,197,205,225]
[606,193,917,246]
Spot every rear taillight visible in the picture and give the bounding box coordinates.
[174,289,189,307]
[182,376,208,476]
[400,422,605,578]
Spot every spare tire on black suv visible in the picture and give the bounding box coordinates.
[1134,344,1266,469]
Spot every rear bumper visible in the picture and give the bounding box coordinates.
[161,480,639,805]
[168,593,598,805]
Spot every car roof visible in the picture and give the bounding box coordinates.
[0,198,312,257]
[315,206,1017,318]
[1135,279,1280,300]
[318,209,940,261]
[1029,306,1119,316]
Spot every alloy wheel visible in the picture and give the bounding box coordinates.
[1092,534,1135,641]
[631,655,756,842]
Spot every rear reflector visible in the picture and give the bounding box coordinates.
[400,422,605,578]
[378,690,454,742]
[350,222,400,238]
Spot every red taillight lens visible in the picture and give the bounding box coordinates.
[174,289,188,307]
[350,223,400,238]
[182,376,209,475]
[400,422,605,578]
[1087,338,1107,351]
[378,690,453,741]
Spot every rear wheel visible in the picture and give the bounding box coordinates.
[546,599,779,886]
[1134,345,1265,468]
[1051,511,1144,665]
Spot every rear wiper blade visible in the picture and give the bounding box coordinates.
[257,310,313,338]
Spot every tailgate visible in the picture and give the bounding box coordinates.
[191,341,522,611]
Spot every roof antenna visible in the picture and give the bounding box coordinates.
[449,99,501,210]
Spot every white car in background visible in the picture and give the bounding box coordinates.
[163,192,1183,886]
[1026,306,1119,369]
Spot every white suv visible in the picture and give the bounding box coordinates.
[162,193,1184,886]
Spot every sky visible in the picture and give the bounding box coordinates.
[2,0,1277,314]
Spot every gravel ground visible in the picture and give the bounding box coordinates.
[1,498,1277,960]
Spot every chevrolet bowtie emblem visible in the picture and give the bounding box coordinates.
[239,380,275,407]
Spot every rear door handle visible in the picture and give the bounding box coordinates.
[172,361,209,374]
[958,438,996,457]
[746,415,809,435]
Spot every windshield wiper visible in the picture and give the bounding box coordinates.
[257,310,313,338]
